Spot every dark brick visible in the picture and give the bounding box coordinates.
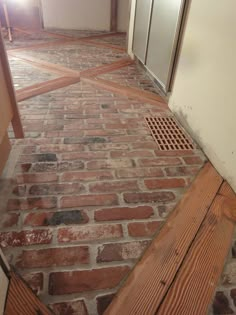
[97,294,115,315]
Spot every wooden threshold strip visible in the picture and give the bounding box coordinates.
[105,163,223,315]
[16,76,80,102]
[8,52,80,77]
[81,58,134,78]
[157,183,235,315]
[82,77,166,106]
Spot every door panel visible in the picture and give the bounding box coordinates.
[146,0,185,92]
[133,0,153,64]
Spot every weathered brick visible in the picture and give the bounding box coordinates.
[60,194,118,208]
[49,266,130,295]
[61,151,108,161]
[183,156,204,165]
[128,221,161,237]
[50,300,88,315]
[154,150,194,157]
[111,150,154,158]
[212,292,234,314]
[61,171,114,182]
[64,137,108,144]
[144,178,186,189]
[24,210,89,227]
[58,224,123,243]
[87,159,133,170]
[137,158,182,167]
[7,197,57,211]
[16,246,89,268]
[0,229,52,247]
[21,272,43,295]
[97,294,115,315]
[39,144,84,153]
[124,192,175,204]
[0,213,19,228]
[95,206,154,221]
[165,166,201,177]
[89,180,138,193]
[97,241,150,262]
[116,168,164,178]
[28,183,85,196]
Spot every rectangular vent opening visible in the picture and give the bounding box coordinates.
[145,116,195,151]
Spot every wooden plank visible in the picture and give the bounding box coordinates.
[157,193,235,315]
[5,272,53,315]
[0,31,24,139]
[8,52,80,76]
[81,58,134,78]
[0,133,11,176]
[110,0,118,32]
[16,76,80,102]
[104,163,223,315]
[0,266,9,315]
[82,77,167,106]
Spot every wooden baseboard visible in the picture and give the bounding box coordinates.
[0,133,11,176]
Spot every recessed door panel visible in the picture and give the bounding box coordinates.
[133,0,153,64]
[146,0,185,92]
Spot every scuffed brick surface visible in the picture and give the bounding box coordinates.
[1,29,207,314]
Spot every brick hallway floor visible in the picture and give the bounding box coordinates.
[0,29,207,315]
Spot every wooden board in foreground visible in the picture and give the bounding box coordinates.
[157,188,235,314]
[82,77,167,106]
[16,76,80,102]
[104,163,223,315]
[5,272,52,315]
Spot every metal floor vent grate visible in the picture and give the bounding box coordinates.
[145,116,195,151]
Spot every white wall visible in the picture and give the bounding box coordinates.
[169,0,236,191]
[41,0,111,31]
[118,0,130,32]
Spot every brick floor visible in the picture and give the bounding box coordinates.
[0,29,207,315]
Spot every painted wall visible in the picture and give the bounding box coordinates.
[169,0,236,191]
[118,0,130,32]
[41,0,111,30]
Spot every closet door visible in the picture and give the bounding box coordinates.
[146,0,185,92]
[133,0,153,64]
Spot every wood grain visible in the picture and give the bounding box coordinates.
[16,76,80,102]
[5,272,52,315]
[82,77,167,106]
[157,193,235,315]
[0,133,11,176]
[104,163,223,315]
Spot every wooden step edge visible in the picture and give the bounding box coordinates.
[81,77,167,107]
[104,163,223,315]
[157,190,235,315]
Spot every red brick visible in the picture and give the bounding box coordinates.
[85,129,125,136]
[165,166,201,177]
[89,180,138,193]
[49,266,130,295]
[137,158,182,167]
[128,221,161,237]
[50,300,88,315]
[144,178,186,189]
[60,194,118,208]
[95,206,154,221]
[61,171,114,182]
[110,150,154,158]
[124,192,175,204]
[131,142,157,150]
[0,229,52,247]
[16,173,58,184]
[154,150,194,156]
[39,144,85,153]
[97,294,115,315]
[58,224,123,243]
[0,213,19,228]
[87,159,133,170]
[24,210,89,227]
[7,197,57,211]
[28,183,85,196]
[183,156,204,165]
[116,168,164,178]
[16,246,89,268]
[21,272,43,295]
[97,241,150,262]
[61,151,108,161]
[89,143,129,151]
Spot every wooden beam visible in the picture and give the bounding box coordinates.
[104,163,223,315]
[157,185,235,315]
[110,0,118,32]
[82,77,167,106]
[0,133,11,176]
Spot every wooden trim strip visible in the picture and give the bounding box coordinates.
[0,133,11,176]
[8,52,80,76]
[104,163,223,315]
[157,189,235,315]
[80,58,134,78]
[16,76,80,102]
[82,77,166,106]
